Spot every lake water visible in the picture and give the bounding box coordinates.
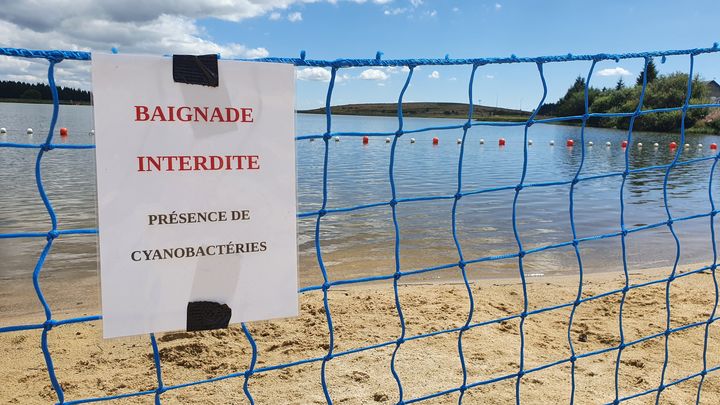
[1,102,720,287]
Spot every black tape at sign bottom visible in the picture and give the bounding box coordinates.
[187,301,232,331]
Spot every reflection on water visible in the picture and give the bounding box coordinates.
[1,102,719,287]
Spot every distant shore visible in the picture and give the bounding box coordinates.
[0,98,91,106]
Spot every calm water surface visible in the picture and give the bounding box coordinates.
[1,102,720,286]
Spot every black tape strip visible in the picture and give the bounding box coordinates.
[186,301,232,331]
[172,54,219,87]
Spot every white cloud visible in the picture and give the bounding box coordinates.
[597,67,632,77]
[485,74,495,79]
[0,1,397,87]
[448,77,457,81]
[426,9,437,17]
[297,67,332,81]
[410,0,423,6]
[384,8,407,15]
[495,3,502,10]
[359,69,389,80]
[452,7,460,12]
[428,70,440,79]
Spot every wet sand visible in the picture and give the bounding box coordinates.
[1,264,720,404]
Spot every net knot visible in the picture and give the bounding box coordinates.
[622,170,629,178]
[658,384,666,392]
[573,300,580,307]
[712,210,719,217]
[393,272,402,281]
[321,282,330,291]
[621,229,629,237]
[41,143,54,152]
[396,337,405,345]
[324,353,334,362]
[612,400,620,405]
[520,311,527,319]
[454,192,462,201]
[668,274,676,282]
[322,133,331,141]
[570,355,577,362]
[666,219,674,226]
[389,199,398,207]
[619,343,627,350]
[318,209,327,218]
[518,250,526,258]
[517,370,525,378]
[43,319,57,330]
[47,230,59,240]
[701,369,708,376]
[515,184,523,192]
[711,264,718,271]
[459,384,467,392]
[664,329,671,337]
[244,369,254,378]
[462,122,471,131]
[458,260,466,268]
[622,286,629,294]
[572,239,579,247]
[395,130,403,137]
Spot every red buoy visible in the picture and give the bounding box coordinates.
[432,137,439,145]
[566,139,574,147]
[60,127,68,136]
[498,138,506,146]
[711,143,718,150]
[621,140,628,148]
[362,135,369,144]
[670,141,677,149]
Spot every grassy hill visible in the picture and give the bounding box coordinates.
[298,102,531,121]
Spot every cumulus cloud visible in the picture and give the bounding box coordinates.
[495,3,502,10]
[485,74,495,79]
[0,1,391,87]
[428,70,440,79]
[359,69,389,80]
[597,67,632,76]
[297,67,332,81]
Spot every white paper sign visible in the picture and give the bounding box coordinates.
[91,54,298,338]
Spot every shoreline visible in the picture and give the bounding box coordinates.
[1,262,718,403]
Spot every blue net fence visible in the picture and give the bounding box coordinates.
[1,45,720,404]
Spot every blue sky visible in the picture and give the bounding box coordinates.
[1,0,719,110]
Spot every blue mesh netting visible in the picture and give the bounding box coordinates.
[1,44,720,404]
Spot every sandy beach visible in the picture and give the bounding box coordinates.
[1,262,719,404]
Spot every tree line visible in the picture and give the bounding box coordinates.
[538,60,719,133]
[0,80,91,103]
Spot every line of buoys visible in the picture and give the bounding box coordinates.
[684,143,690,148]
[637,142,643,148]
[654,143,659,147]
[621,140,628,148]
[89,129,95,136]
[27,128,33,135]
[698,143,703,148]
[566,139,574,147]
[0,127,6,134]
[432,137,439,145]
[498,138,506,146]
[457,138,462,144]
[60,127,68,137]
[712,143,718,150]
[669,141,677,149]
[410,138,416,143]
[528,139,533,145]
[309,138,315,142]
[588,141,594,146]
[334,136,340,142]
[385,137,391,143]
[479,138,485,144]
[362,135,369,144]
[549,140,555,146]
[606,141,611,147]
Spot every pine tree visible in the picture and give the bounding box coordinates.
[636,59,658,86]
[615,77,625,90]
